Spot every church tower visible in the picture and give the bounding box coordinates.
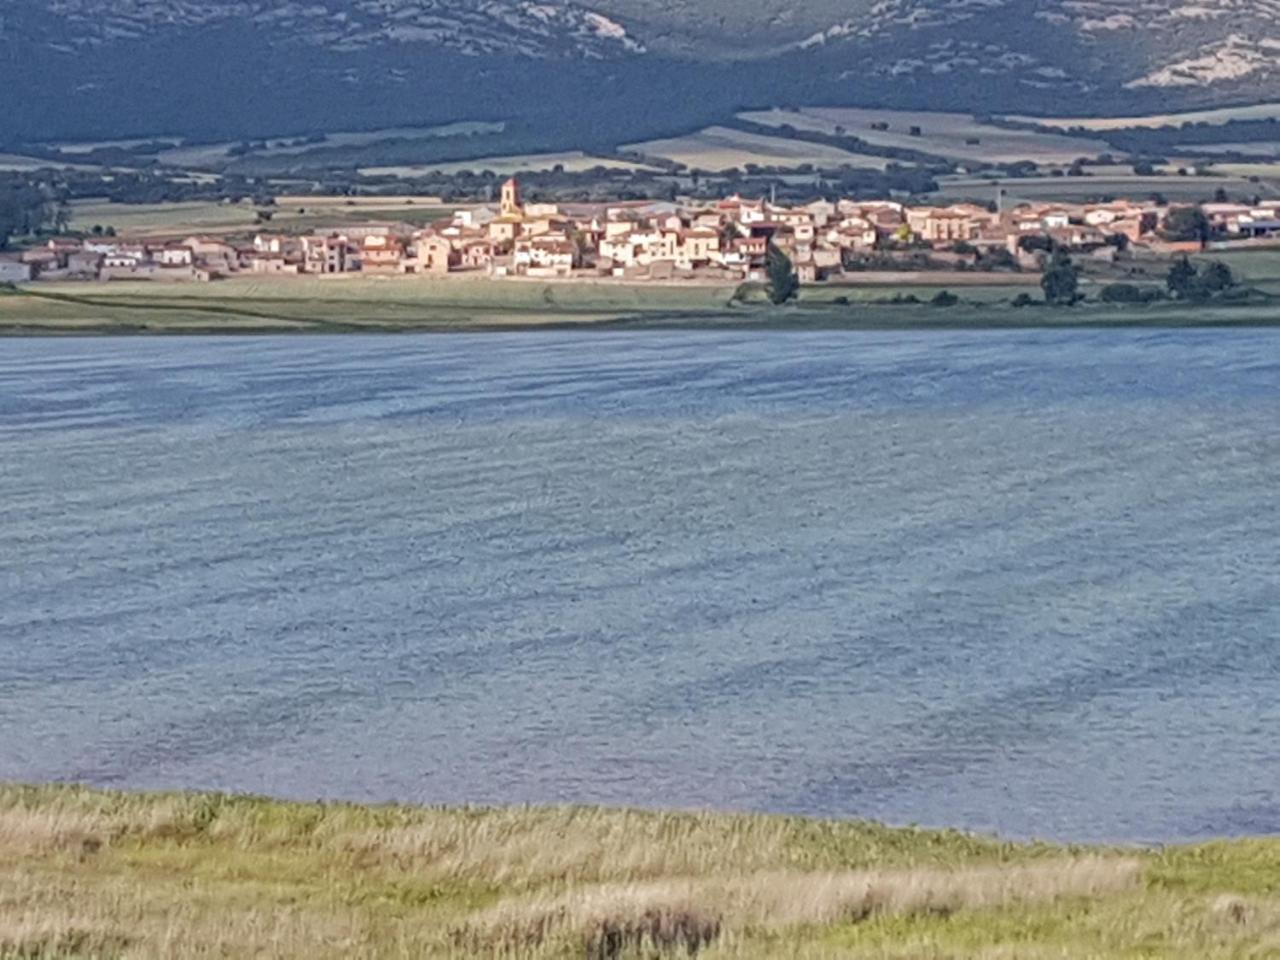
[500,177,522,218]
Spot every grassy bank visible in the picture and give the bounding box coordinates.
[2,784,1279,958]
[2,278,1280,335]
[0,279,742,335]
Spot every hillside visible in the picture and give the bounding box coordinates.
[1,0,1278,142]
[3,782,1280,957]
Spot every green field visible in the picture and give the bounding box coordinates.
[4,276,1279,335]
[64,198,463,238]
[0,279,743,334]
[1201,250,1280,296]
[362,151,658,177]
[928,174,1265,205]
[3,783,1280,959]
[739,108,1110,164]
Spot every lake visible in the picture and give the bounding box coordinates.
[1,330,1277,843]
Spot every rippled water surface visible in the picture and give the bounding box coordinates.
[2,330,1278,842]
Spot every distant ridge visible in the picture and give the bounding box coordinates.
[1,0,1278,140]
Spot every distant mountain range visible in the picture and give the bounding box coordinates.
[2,0,1278,142]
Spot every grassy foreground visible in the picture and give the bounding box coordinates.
[3,274,1280,334]
[2,784,1279,958]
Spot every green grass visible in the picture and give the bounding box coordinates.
[0,279,744,333]
[1,783,1278,958]
[3,278,1279,335]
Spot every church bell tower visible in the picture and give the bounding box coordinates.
[500,177,522,218]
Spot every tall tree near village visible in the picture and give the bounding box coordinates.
[1040,250,1080,305]
[766,241,798,305]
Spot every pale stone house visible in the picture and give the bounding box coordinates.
[411,234,455,275]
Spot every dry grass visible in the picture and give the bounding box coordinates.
[2,784,1280,958]
[622,126,890,171]
[1004,102,1280,131]
[459,859,1140,955]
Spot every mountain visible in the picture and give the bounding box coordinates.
[2,0,1278,143]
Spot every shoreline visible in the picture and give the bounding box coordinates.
[2,781,1274,958]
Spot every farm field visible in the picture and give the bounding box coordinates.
[48,136,181,154]
[796,275,1038,306]
[928,174,1262,204]
[141,123,508,170]
[65,200,262,236]
[361,151,657,177]
[0,277,743,334]
[0,152,111,172]
[1204,162,1280,180]
[738,108,1110,164]
[4,783,1280,959]
[63,198,463,238]
[1195,142,1280,157]
[1005,102,1280,130]
[622,126,891,171]
[5,274,1279,335]
[1202,249,1280,295]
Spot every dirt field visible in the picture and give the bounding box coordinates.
[1005,103,1280,130]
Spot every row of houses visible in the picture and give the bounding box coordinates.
[3,181,1278,286]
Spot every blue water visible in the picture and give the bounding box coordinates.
[1,330,1278,842]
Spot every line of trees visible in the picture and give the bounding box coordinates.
[0,178,61,250]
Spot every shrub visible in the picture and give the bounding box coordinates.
[1099,283,1156,303]
[930,290,959,307]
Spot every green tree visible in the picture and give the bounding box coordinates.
[1200,261,1235,294]
[1166,256,1200,299]
[765,242,798,305]
[1162,206,1211,245]
[1040,250,1080,305]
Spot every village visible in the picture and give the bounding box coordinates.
[2,178,1279,287]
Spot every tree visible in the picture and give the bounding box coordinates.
[1040,250,1080,305]
[1100,283,1160,304]
[1200,260,1235,295]
[765,242,798,305]
[1166,256,1200,299]
[1162,206,1211,245]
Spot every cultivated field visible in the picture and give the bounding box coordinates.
[738,109,1110,164]
[1203,162,1280,180]
[65,200,263,236]
[361,151,657,177]
[1005,102,1280,130]
[0,277,742,334]
[0,153,111,173]
[63,198,463,238]
[5,276,1279,335]
[928,174,1261,204]
[1203,249,1280,295]
[142,123,509,170]
[2,783,1280,959]
[622,126,891,171]
[1194,142,1280,157]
